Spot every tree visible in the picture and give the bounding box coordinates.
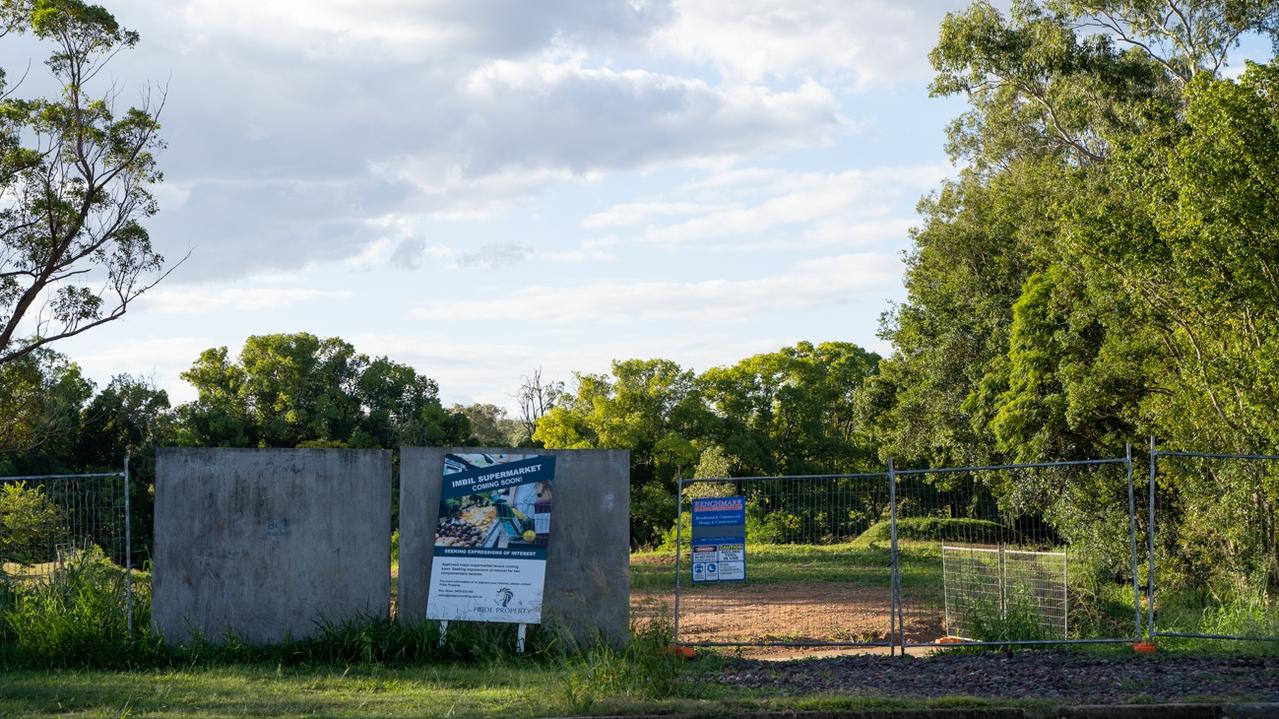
[515,368,562,444]
[699,341,881,476]
[865,0,1279,595]
[177,333,468,449]
[869,0,1279,470]
[0,0,173,366]
[75,373,170,467]
[0,347,91,461]
[535,358,709,547]
[451,403,522,447]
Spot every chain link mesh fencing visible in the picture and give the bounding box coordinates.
[1149,447,1279,642]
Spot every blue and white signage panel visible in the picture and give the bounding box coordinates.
[691,496,746,582]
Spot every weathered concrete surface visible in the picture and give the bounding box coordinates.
[153,448,392,645]
[399,447,630,646]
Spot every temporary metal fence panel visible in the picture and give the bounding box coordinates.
[673,473,893,648]
[666,442,1279,651]
[0,461,134,631]
[1148,441,1279,642]
[942,545,1068,641]
[894,456,1141,649]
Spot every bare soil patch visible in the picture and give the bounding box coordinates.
[715,651,1279,704]
[633,581,944,655]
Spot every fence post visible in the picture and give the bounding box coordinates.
[1062,549,1069,638]
[674,475,683,646]
[124,453,132,635]
[1147,435,1157,639]
[941,543,950,638]
[888,457,900,656]
[998,543,1007,620]
[1125,443,1140,640]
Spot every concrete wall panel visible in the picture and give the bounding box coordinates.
[399,447,629,645]
[153,448,392,645]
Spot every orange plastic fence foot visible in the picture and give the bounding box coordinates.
[663,644,696,659]
[1133,641,1158,654]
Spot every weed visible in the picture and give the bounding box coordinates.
[559,618,685,713]
[958,594,1055,646]
[1,546,162,668]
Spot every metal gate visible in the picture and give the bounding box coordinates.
[673,472,892,648]
[672,451,1146,652]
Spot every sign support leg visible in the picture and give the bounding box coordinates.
[438,620,448,648]
[517,623,527,654]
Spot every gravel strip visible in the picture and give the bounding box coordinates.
[713,651,1279,704]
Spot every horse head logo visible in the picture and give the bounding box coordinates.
[496,587,514,608]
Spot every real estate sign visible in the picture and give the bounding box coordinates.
[426,453,555,623]
[691,496,746,582]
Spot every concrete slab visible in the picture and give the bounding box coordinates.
[152,448,392,645]
[399,447,630,646]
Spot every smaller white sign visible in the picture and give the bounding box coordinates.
[718,561,745,581]
[717,543,744,562]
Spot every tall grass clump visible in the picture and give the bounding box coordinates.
[959,595,1055,648]
[1195,592,1279,639]
[1,547,159,667]
[559,619,686,713]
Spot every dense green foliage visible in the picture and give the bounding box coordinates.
[855,0,1279,605]
[533,342,881,546]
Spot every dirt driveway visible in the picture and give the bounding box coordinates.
[633,581,944,653]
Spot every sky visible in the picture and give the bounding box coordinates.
[2,0,1262,410]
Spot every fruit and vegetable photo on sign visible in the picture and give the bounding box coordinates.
[426,453,555,624]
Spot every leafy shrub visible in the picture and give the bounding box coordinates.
[1,482,67,565]
[855,517,1015,545]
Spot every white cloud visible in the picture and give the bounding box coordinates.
[35,0,928,280]
[175,0,675,62]
[455,243,534,269]
[582,164,948,250]
[141,287,354,314]
[412,252,899,324]
[382,58,845,198]
[581,201,727,229]
[657,0,968,89]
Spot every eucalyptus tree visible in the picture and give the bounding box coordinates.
[0,0,172,366]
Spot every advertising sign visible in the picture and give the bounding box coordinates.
[691,496,746,582]
[426,453,555,624]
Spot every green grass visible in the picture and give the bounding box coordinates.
[0,664,572,718]
[0,662,1067,718]
[0,544,1272,717]
[1154,589,1279,642]
[632,540,942,591]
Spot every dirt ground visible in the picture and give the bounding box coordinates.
[632,581,945,657]
[715,651,1279,704]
